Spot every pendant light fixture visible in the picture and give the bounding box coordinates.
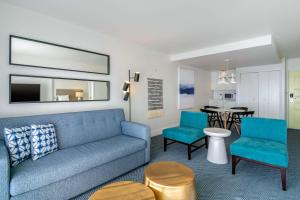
[218,59,237,84]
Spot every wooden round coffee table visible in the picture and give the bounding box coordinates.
[89,181,155,200]
[144,161,196,200]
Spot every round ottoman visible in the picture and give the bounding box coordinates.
[89,181,155,200]
[144,161,196,200]
[204,128,231,164]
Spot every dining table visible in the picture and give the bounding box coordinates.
[204,108,245,129]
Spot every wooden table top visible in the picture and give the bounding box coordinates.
[89,181,155,200]
[144,161,195,187]
[205,108,245,113]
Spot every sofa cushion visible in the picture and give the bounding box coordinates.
[4,126,31,167]
[10,135,146,196]
[163,126,205,144]
[30,124,58,160]
[230,137,288,168]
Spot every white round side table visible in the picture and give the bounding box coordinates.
[204,128,231,164]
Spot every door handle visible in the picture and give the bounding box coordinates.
[290,93,295,103]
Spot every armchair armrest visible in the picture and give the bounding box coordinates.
[0,140,10,200]
[121,121,151,163]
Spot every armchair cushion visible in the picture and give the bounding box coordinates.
[163,127,205,144]
[241,117,287,144]
[230,137,288,168]
[180,111,208,129]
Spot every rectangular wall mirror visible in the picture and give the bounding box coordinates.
[10,75,110,103]
[10,35,110,74]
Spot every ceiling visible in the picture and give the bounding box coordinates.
[2,0,300,69]
[177,45,280,70]
[171,35,281,70]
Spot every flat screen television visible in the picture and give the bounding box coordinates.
[11,84,41,102]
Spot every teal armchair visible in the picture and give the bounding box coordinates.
[230,117,288,190]
[163,111,208,160]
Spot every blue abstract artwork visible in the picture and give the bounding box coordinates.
[178,68,195,109]
[179,84,194,95]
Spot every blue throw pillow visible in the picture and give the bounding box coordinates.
[30,124,58,160]
[4,126,31,167]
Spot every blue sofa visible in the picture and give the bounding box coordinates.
[230,117,288,190]
[0,109,151,200]
[163,111,208,160]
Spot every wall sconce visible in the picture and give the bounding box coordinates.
[122,81,130,91]
[134,72,140,82]
[122,69,140,121]
[123,91,130,101]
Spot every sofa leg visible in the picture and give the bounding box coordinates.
[164,138,167,152]
[232,155,236,175]
[280,168,287,191]
[205,136,208,149]
[188,144,191,160]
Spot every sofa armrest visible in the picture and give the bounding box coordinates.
[121,121,151,163]
[0,140,10,200]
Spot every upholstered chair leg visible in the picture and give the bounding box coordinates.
[205,136,208,149]
[164,138,167,152]
[232,155,236,175]
[188,144,191,160]
[280,168,287,191]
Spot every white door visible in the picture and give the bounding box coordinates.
[258,71,269,117]
[268,71,281,118]
[288,71,300,128]
[259,71,281,118]
[239,72,259,116]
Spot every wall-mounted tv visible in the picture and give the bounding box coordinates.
[11,84,41,102]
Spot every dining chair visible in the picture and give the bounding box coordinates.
[226,107,249,128]
[228,111,255,134]
[200,108,223,128]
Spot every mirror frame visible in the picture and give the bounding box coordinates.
[9,35,110,75]
[9,74,110,104]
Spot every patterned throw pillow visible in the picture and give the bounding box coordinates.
[4,126,31,167]
[30,124,58,160]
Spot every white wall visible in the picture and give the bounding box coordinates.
[0,3,210,136]
[287,58,300,70]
